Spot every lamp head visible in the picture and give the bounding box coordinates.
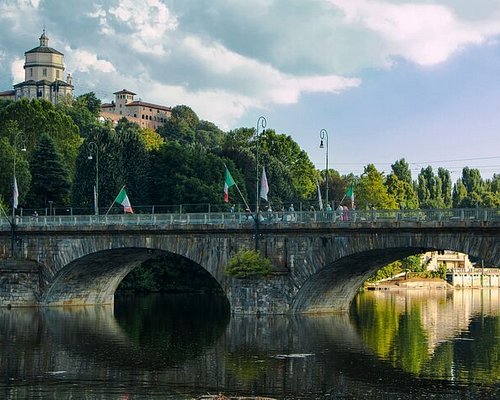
[88,155,93,160]
[320,140,324,149]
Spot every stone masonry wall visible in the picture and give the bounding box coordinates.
[0,260,39,307]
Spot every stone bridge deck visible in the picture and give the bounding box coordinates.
[0,208,499,314]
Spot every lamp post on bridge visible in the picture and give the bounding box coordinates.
[319,129,329,209]
[254,116,267,251]
[87,141,99,216]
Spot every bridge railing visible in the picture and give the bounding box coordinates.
[0,208,498,229]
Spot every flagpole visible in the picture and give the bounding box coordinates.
[255,116,267,214]
[11,131,26,258]
[223,163,252,213]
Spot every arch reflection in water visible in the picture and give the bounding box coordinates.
[1,291,500,398]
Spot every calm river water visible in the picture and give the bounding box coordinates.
[1,289,500,399]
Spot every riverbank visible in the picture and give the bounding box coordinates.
[366,277,452,290]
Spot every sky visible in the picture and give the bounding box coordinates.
[0,0,499,181]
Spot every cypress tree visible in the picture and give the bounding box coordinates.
[27,133,70,209]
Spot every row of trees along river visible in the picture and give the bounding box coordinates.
[0,94,498,291]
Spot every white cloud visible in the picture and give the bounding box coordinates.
[90,0,178,55]
[182,36,360,106]
[328,0,500,66]
[11,58,24,83]
[67,49,116,73]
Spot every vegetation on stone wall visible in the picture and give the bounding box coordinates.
[225,250,272,278]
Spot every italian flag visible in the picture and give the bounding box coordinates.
[224,167,235,203]
[346,185,354,208]
[114,186,133,213]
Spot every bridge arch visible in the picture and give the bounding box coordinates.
[290,231,498,314]
[40,246,228,306]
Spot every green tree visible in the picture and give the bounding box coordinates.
[158,105,200,144]
[452,179,468,208]
[149,141,245,209]
[438,167,452,208]
[417,166,445,209]
[0,135,31,209]
[140,126,164,151]
[0,98,82,180]
[391,158,413,184]
[58,92,102,136]
[259,130,317,202]
[72,123,123,210]
[116,119,150,206]
[27,134,71,209]
[356,164,397,210]
[452,167,494,208]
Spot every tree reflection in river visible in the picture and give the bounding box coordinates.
[0,290,499,398]
[352,288,500,385]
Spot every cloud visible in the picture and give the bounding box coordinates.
[66,49,116,74]
[328,0,500,66]
[11,58,24,83]
[89,0,178,55]
[181,36,360,102]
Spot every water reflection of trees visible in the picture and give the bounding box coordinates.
[352,289,500,384]
[114,293,230,366]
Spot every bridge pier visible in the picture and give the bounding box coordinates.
[0,260,40,307]
[227,275,295,314]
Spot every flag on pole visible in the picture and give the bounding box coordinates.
[260,166,269,201]
[317,181,323,211]
[114,186,133,213]
[224,167,235,202]
[13,176,19,209]
[346,184,354,208]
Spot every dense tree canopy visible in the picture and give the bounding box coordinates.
[0,92,496,216]
[0,98,82,179]
[27,134,70,209]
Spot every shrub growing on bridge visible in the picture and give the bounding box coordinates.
[225,250,272,278]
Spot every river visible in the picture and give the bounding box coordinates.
[1,289,499,399]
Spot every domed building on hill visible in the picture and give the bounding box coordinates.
[0,30,73,104]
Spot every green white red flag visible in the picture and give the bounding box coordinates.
[346,185,354,208]
[114,186,133,213]
[224,167,236,203]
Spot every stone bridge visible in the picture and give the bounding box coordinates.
[0,209,498,314]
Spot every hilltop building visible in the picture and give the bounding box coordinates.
[0,30,73,104]
[100,89,172,130]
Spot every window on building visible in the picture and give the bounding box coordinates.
[30,68,33,77]
[43,68,47,77]
[56,70,60,79]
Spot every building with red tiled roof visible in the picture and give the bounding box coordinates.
[100,89,172,130]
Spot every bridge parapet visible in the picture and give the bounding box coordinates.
[1,208,499,231]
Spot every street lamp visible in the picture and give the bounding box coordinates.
[255,116,267,251]
[319,129,329,208]
[11,132,26,257]
[87,141,99,215]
